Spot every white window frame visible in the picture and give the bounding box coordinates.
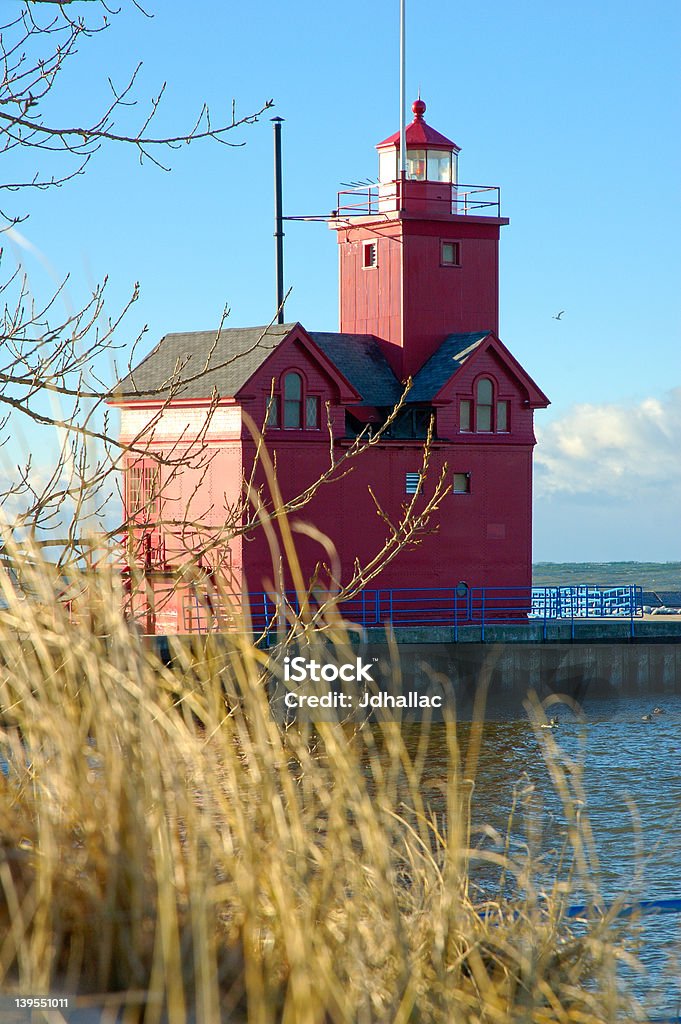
[362,240,378,269]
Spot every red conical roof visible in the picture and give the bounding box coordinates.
[376,98,460,152]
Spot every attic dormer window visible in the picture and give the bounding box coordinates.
[459,400,471,432]
[459,379,511,434]
[284,372,303,428]
[476,378,493,432]
[267,373,322,432]
[305,396,321,429]
[266,394,279,427]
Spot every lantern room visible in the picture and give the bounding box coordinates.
[376,98,461,214]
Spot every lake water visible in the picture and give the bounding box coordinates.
[403,694,681,1020]
[532,562,681,592]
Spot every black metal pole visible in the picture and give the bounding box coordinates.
[272,117,285,324]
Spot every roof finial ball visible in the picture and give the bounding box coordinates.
[412,97,427,121]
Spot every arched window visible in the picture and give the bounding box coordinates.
[458,377,510,434]
[283,371,303,428]
[476,378,493,432]
[267,371,322,431]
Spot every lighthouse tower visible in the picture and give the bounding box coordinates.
[333,99,508,379]
[113,94,550,634]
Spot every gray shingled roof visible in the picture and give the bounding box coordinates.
[309,332,402,406]
[113,322,405,406]
[112,323,296,400]
[112,322,478,406]
[409,331,489,402]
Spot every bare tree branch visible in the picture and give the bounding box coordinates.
[0,3,449,641]
[0,3,272,223]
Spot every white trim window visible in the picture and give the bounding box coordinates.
[362,240,378,269]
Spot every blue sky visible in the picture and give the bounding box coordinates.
[5,0,681,561]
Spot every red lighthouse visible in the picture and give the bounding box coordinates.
[111,99,549,635]
[335,98,507,378]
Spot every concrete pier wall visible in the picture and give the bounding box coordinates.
[360,642,681,713]
[155,625,681,722]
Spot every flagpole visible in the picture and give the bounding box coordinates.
[399,0,406,183]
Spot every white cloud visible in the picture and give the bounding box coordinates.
[534,388,681,499]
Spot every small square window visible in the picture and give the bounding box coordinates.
[405,472,421,495]
[459,399,471,432]
[363,241,378,269]
[305,395,320,429]
[453,472,471,494]
[441,240,461,267]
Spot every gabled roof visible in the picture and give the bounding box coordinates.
[409,332,489,401]
[410,330,550,408]
[111,321,548,411]
[309,333,402,406]
[461,333,550,408]
[110,323,402,407]
[111,323,295,401]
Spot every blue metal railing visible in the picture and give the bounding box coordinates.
[247,584,644,641]
[567,896,681,919]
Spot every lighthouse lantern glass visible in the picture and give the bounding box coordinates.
[427,151,452,182]
[407,149,454,182]
[407,149,426,180]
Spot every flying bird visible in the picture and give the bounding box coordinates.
[552,310,565,320]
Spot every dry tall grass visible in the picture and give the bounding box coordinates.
[0,543,643,1022]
